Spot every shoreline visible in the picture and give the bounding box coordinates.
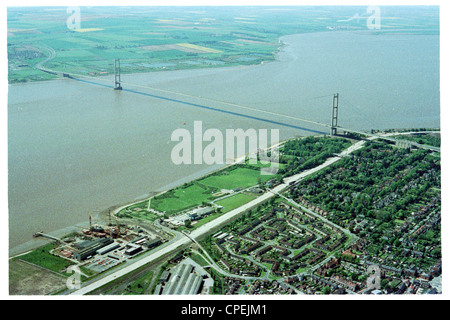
[9,128,441,258]
[7,36,289,256]
[8,37,287,86]
[7,30,440,255]
[8,28,426,86]
[8,138,288,258]
[7,33,291,256]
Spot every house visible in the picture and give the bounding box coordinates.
[342,249,357,259]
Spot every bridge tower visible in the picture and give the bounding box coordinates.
[330,93,339,136]
[114,58,122,90]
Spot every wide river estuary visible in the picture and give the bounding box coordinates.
[8,31,440,254]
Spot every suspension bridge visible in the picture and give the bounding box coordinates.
[37,59,440,152]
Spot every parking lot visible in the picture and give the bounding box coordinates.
[85,256,124,273]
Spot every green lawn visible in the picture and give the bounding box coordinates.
[199,167,273,190]
[125,271,154,295]
[119,165,273,218]
[215,193,257,213]
[16,243,73,274]
[149,165,274,214]
[150,182,218,214]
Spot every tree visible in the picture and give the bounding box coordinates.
[323,286,331,294]
[381,279,390,290]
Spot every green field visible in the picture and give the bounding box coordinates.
[7,7,284,83]
[150,182,217,214]
[150,165,274,214]
[117,163,278,218]
[15,243,73,274]
[215,193,257,213]
[199,167,273,190]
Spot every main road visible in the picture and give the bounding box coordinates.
[68,138,368,295]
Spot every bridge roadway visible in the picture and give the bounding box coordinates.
[34,64,440,153]
[65,75,442,153]
[343,129,440,152]
[69,139,367,295]
[68,75,442,153]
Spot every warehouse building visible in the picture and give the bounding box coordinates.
[147,238,162,250]
[125,243,143,256]
[187,207,215,220]
[74,238,113,261]
[159,258,212,295]
[96,242,120,255]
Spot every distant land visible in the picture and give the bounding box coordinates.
[7,6,439,83]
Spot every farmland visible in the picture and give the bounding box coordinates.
[7,7,288,83]
[7,6,439,83]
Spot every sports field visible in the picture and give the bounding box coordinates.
[198,167,273,190]
[214,193,257,213]
[151,166,274,214]
[150,182,217,214]
[118,164,278,218]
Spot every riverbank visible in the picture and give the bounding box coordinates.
[9,129,441,296]
[8,136,287,258]
[68,136,366,295]
[8,6,288,85]
[8,30,440,254]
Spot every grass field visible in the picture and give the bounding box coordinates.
[9,259,67,295]
[150,182,217,214]
[215,193,257,213]
[118,163,278,219]
[15,243,73,274]
[151,166,275,214]
[199,167,273,190]
[177,43,222,53]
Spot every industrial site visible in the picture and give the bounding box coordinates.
[33,214,166,276]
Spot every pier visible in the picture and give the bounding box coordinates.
[33,232,62,242]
